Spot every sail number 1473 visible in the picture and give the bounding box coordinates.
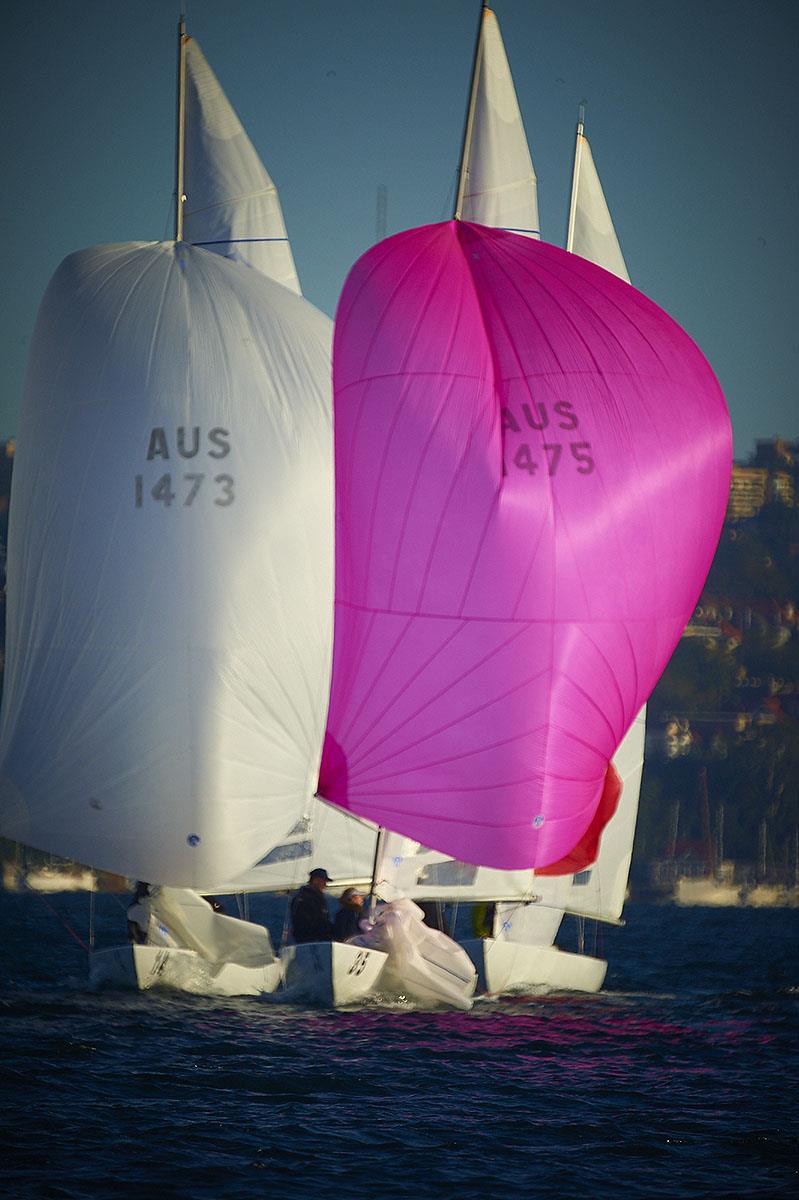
[134,425,235,509]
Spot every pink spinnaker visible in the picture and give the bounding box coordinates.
[319,222,731,869]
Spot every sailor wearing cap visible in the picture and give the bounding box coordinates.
[289,868,334,944]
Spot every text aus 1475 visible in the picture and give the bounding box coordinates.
[501,401,594,477]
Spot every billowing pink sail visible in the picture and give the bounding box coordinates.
[319,221,731,870]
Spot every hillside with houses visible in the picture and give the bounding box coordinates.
[635,438,799,888]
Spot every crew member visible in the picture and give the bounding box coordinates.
[332,887,365,942]
[289,868,334,943]
[127,881,151,945]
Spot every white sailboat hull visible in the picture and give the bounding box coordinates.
[89,945,284,997]
[278,941,387,1007]
[460,937,607,996]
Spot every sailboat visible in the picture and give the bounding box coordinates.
[316,6,732,1012]
[258,5,646,998]
[0,21,384,1003]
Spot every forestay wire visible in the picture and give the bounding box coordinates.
[27,885,90,954]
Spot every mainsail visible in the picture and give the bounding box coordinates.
[567,111,629,281]
[319,219,732,871]
[456,6,539,238]
[539,111,644,923]
[182,36,302,293]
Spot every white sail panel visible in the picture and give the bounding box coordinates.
[183,37,302,293]
[561,123,641,920]
[460,8,539,237]
[214,797,379,894]
[149,888,276,965]
[0,242,332,887]
[567,128,630,281]
[494,902,564,946]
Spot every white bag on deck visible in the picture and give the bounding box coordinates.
[353,897,475,1011]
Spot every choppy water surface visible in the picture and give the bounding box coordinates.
[1,893,796,1199]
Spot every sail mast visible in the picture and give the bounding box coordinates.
[454,2,488,220]
[368,827,386,916]
[174,15,188,242]
[565,101,587,252]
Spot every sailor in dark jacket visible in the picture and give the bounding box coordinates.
[289,868,334,943]
[332,887,365,942]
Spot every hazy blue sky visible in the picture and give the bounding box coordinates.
[3,0,796,456]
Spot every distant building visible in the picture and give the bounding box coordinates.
[771,471,794,506]
[726,437,799,518]
[727,466,768,519]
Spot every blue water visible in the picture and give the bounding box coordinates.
[1,892,796,1199]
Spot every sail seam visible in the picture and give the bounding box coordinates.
[349,662,552,780]
[345,625,538,775]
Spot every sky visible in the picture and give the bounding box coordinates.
[2,0,797,457]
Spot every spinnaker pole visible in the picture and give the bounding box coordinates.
[565,100,587,252]
[174,15,188,241]
[454,2,488,220]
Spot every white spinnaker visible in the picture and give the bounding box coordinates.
[0,242,332,887]
[459,7,539,237]
[183,37,302,293]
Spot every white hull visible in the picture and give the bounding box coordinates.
[278,941,387,1007]
[460,937,607,995]
[89,945,284,997]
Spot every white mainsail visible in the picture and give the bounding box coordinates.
[566,112,630,282]
[182,36,302,293]
[0,241,332,889]
[559,112,644,923]
[457,6,539,237]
